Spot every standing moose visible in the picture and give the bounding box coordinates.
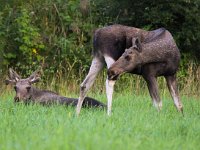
[76,24,183,116]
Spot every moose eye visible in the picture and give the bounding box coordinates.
[14,86,17,91]
[128,51,133,54]
[125,55,131,61]
[26,86,31,92]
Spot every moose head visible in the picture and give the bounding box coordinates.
[108,37,143,80]
[5,68,41,102]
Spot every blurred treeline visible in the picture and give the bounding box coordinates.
[0,0,200,82]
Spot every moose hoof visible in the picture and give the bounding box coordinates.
[178,106,184,116]
[153,101,162,111]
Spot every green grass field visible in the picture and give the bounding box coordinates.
[0,92,200,150]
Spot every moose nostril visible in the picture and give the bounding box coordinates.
[14,97,20,102]
[107,70,112,78]
[110,70,118,76]
[108,69,114,76]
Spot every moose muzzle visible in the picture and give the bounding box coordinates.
[107,68,124,80]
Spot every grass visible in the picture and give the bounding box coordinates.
[0,92,200,150]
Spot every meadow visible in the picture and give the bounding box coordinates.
[0,91,200,150]
[1,1,200,150]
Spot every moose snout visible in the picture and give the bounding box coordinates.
[14,94,26,102]
[107,68,122,80]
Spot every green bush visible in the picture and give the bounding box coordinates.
[0,0,199,81]
[0,0,95,77]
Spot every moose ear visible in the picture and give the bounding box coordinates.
[28,69,41,84]
[132,37,142,52]
[8,68,21,82]
[5,79,16,85]
[5,68,21,85]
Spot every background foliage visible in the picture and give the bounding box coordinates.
[0,0,199,93]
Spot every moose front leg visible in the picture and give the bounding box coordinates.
[105,55,116,116]
[165,75,183,114]
[144,76,162,111]
[106,79,116,116]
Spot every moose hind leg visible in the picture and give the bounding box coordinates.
[76,57,104,115]
[165,75,183,114]
[144,76,162,111]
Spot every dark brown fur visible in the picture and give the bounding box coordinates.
[108,28,180,78]
[107,27,183,113]
[93,25,148,60]
[76,24,183,115]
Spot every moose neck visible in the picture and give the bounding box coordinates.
[29,86,43,101]
[140,50,164,64]
[31,86,67,103]
[140,40,174,65]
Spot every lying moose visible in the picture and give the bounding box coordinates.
[5,68,106,108]
[76,25,183,115]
